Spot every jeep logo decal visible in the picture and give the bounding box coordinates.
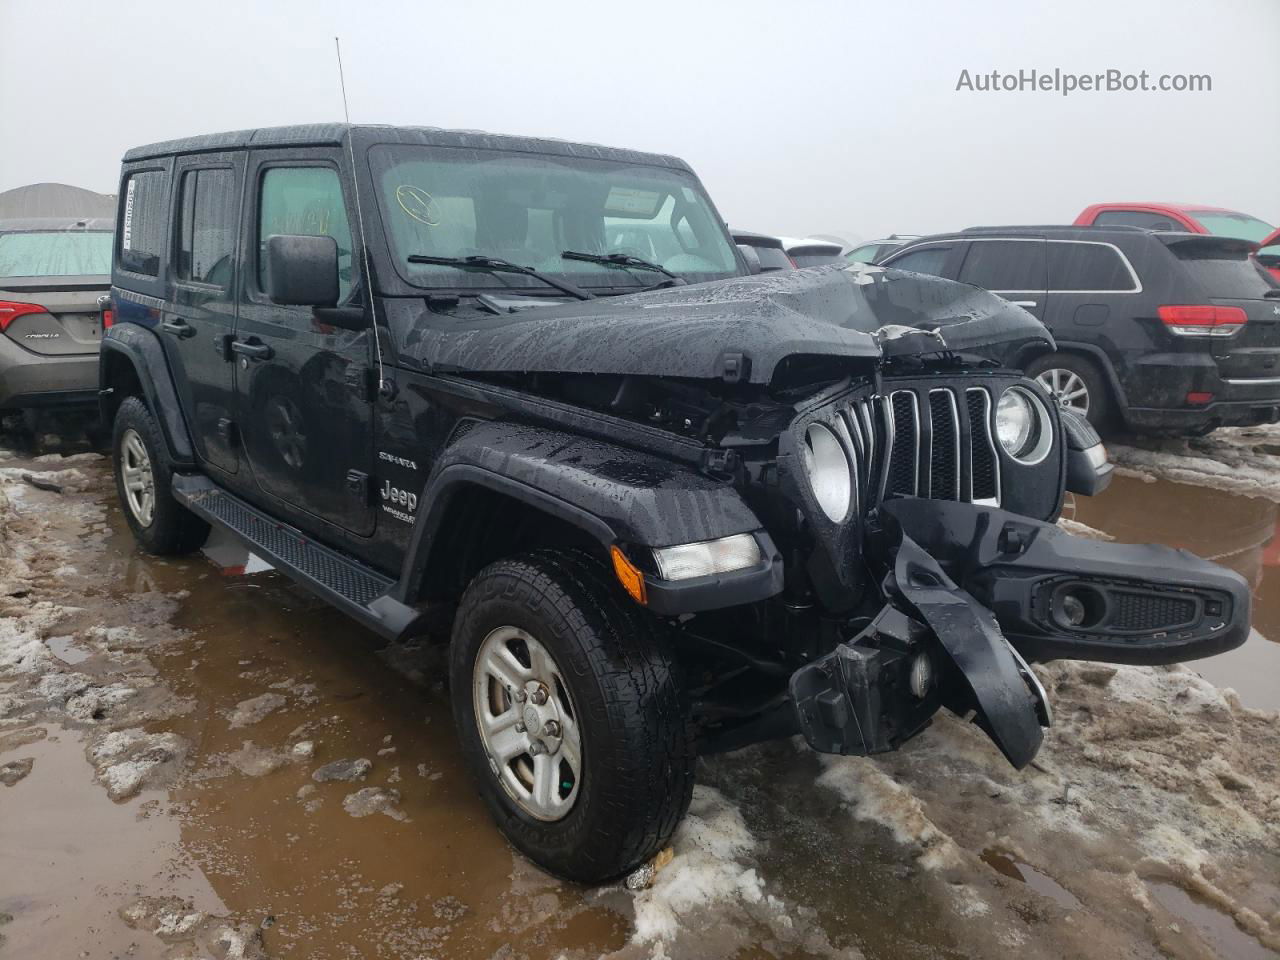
[380,480,418,515]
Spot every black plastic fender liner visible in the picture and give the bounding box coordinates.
[99,323,195,465]
[879,498,1251,666]
[884,528,1045,770]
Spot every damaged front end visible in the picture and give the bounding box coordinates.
[765,375,1250,771]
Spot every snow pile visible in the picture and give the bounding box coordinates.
[814,660,1280,956]
[629,786,765,943]
[226,692,287,728]
[1109,423,1280,501]
[89,727,188,800]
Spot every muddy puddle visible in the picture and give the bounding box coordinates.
[2,443,1279,960]
[1068,472,1280,710]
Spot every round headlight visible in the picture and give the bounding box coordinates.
[995,387,1053,464]
[802,423,852,522]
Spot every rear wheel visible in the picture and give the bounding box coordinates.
[112,396,209,555]
[450,549,695,883]
[1026,353,1112,430]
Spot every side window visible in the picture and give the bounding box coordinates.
[258,167,353,300]
[1047,242,1136,291]
[1093,210,1178,232]
[887,246,950,277]
[119,170,168,276]
[176,169,237,286]
[957,240,1046,290]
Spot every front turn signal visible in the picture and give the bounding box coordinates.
[610,545,647,606]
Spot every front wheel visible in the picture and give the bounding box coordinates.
[450,549,695,883]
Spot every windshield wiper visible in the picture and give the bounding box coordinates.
[561,250,687,285]
[405,254,595,300]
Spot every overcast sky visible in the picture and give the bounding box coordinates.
[3,0,1277,242]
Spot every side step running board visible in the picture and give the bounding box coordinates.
[172,474,426,641]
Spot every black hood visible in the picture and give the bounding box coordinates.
[402,263,1054,384]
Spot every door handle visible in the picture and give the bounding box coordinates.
[230,338,273,361]
[160,318,196,339]
[1010,300,1038,308]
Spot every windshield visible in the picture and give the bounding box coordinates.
[0,230,112,278]
[370,145,740,293]
[1188,211,1275,243]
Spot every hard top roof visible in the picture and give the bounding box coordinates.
[122,123,693,172]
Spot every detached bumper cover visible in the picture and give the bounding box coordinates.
[880,498,1251,666]
[790,497,1249,770]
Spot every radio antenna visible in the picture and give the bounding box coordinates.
[335,36,385,386]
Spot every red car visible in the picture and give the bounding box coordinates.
[1075,203,1280,280]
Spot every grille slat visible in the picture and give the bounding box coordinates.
[872,384,1000,508]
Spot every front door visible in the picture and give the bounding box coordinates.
[233,150,376,536]
[160,154,243,474]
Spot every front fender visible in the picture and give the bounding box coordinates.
[395,421,782,613]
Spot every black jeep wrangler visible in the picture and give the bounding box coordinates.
[101,124,1250,883]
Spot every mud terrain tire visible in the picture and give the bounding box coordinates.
[450,549,695,884]
[112,396,210,555]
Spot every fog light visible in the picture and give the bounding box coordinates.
[1060,593,1086,627]
[652,533,762,581]
[908,652,933,699]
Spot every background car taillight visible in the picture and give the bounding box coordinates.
[0,300,45,334]
[1157,304,1248,337]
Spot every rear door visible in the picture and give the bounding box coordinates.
[160,154,244,474]
[233,149,376,536]
[955,238,1047,322]
[1043,239,1141,339]
[1167,237,1280,380]
[0,227,112,358]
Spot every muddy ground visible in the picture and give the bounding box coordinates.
[1,430,1278,960]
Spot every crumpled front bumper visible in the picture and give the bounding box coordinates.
[790,498,1250,769]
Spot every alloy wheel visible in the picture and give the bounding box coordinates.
[120,428,157,527]
[1036,368,1090,415]
[472,625,582,821]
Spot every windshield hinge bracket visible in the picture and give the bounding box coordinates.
[719,352,751,384]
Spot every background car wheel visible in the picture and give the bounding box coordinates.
[1026,353,1112,430]
[112,396,210,555]
[450,549,695,884]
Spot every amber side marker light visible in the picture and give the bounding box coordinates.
[610,545,647,605]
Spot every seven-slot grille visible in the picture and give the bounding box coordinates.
[824,384,1001,513]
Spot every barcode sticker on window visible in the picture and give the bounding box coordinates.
[122,178,136,251]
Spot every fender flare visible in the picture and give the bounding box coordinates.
[99,324,195,465]
[393,420,781,613]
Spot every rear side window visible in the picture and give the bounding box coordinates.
[1047,242,1137,291]
[1172,246,1280,299]
[119,170,168,276]
[790,250,842,267]
[177,169,237,286]
[0,231,112,278]
[258,167,353,300]
[888,246,950,278]
[958,240,1045,290]
[1092,210,1180,231]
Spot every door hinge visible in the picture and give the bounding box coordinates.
[345,469,370,502]
[216,418,238,447]
[345,364,373,403]
[719,352,751,384]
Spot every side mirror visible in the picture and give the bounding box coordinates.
[737,243,764,275]
[1257,246,1280,270]
[265,234,340,307]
